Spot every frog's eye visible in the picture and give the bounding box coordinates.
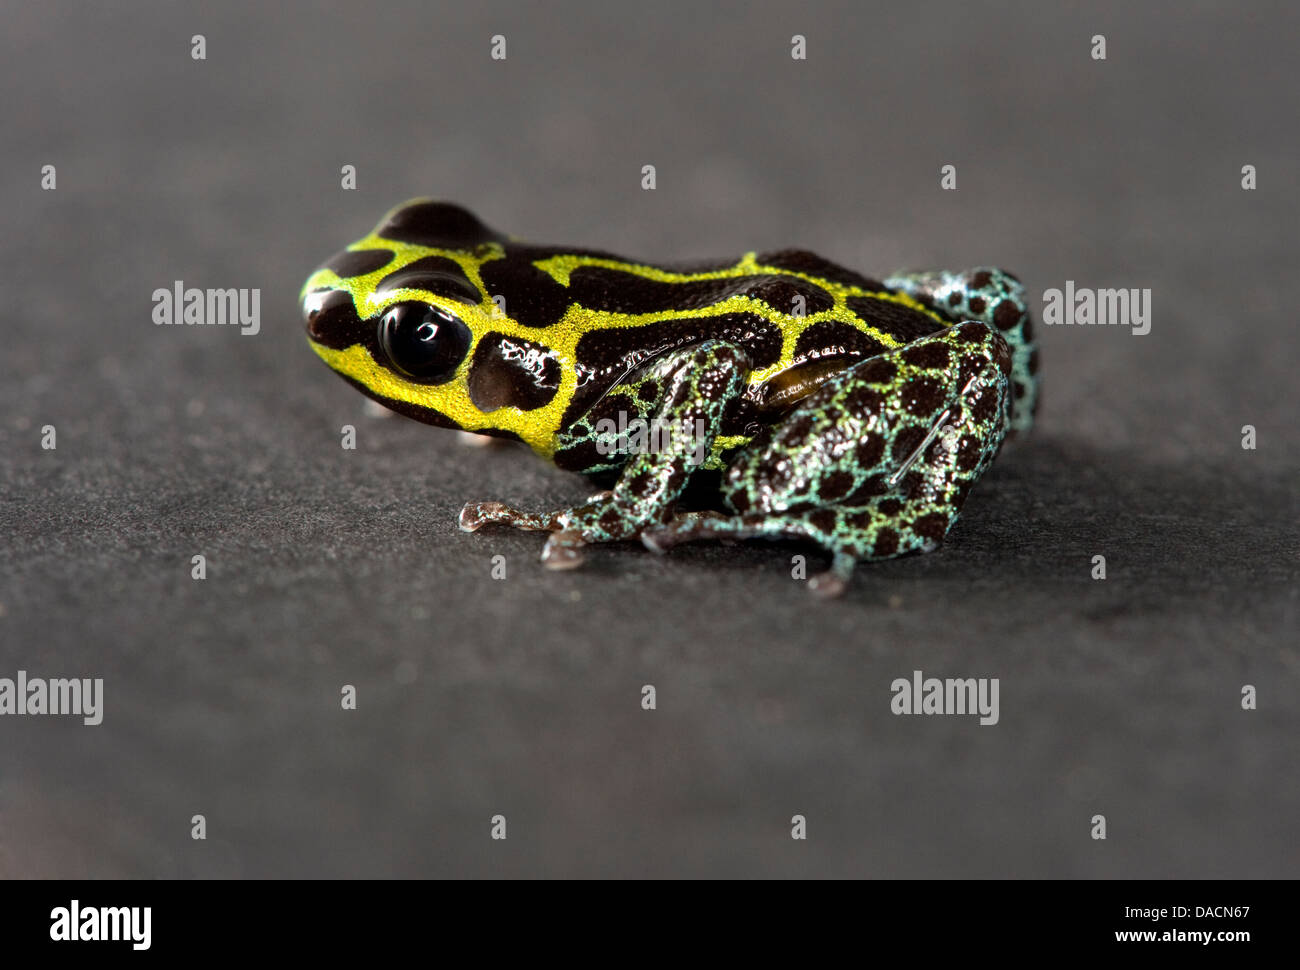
[377,301,472,384]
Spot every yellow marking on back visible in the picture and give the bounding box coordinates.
[305,235,952,461]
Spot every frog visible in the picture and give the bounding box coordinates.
[301,199,1039,596]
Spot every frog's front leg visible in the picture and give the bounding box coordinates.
[643,321,1013,597]
[459,340,751,569]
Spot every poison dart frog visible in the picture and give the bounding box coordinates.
[302,200,1039,596]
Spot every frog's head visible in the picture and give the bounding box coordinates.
[301,199,567,455]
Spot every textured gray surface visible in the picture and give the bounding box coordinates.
[1,1,1296,878]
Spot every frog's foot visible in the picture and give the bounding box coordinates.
[458,488,612,535]
[458,501,561,533]
[542,494,669,567]
[457,501,598,570]
[644,498,956,598]
[640,512,745,553]
[464,339,752,573]
[460,495,658,570]
[538,529,587,570]
[643,513,859,598]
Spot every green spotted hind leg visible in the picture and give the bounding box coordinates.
[643,321,1014,597]
[884,267,1039,432]
[460,339,750,569]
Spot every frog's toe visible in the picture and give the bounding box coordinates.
[641,520,700,554]
[806,552,857,599]
[459,501,558,533]
[641,512,735,553]
[640,528,675,555]
[540,530,587,570]
[459,501,501,532]
[807,571,847,599]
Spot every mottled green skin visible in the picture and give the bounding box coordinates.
[461,340,748,565]
[461,268,1035,595]
[885,267,1038,432]
[642,320,1012,596]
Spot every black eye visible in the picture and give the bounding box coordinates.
[377,301,472,384]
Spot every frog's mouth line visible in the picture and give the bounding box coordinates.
[316,358,458,430]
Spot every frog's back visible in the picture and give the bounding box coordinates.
[302,201,1034,468]
[491,242,956,426]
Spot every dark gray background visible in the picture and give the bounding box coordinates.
[1,1,1296,878]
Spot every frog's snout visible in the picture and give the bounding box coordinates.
[301,286,363,349]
